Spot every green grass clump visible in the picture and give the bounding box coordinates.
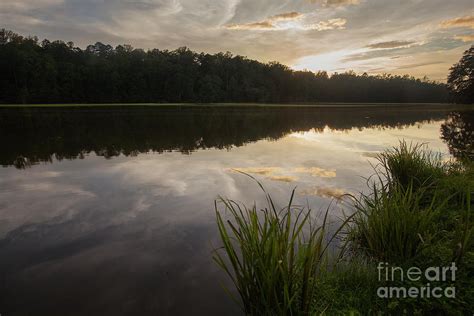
[213,178,351,315]
[376,141,445,194]
[350,182,445,263]
[351,141,473,264]
[349,141,473,313]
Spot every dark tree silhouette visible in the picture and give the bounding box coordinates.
[0,29,450,104]
[448,46,474,104]
[441,111,474,160]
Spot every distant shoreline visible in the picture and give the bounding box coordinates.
[1,103,473,108]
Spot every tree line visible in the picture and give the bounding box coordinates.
[0,29,461,104]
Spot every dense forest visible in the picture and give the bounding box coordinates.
[0,29,453,104]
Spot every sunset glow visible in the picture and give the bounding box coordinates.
[1,0,472,81]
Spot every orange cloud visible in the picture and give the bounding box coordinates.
[293,167,336,178]
[267,175,298,182]
[440,15,474,29]
[226,21,275,30]
[299,187,348,199]
[269,12,303,21]
[454,34,474,42]
[227,167,297,182]
[226,12,346,32]
[307,18,347,31]
[225,11,302,30]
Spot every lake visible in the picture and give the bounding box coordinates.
[0,105,472,315]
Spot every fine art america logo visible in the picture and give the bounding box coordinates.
[377,262,457,299]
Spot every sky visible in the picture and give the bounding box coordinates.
[1,0,473,81]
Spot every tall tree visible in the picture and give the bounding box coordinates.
[448,46,474,104]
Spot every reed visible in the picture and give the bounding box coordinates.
[350,140,469,264]
[375,140,445,193]
[213,175,351,315]
[350,181,448,263]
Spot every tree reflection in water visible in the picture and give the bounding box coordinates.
[441,111,474,160]
[0,105,471,169]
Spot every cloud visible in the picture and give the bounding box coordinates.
[440,15,474,29]
[226,21,275,30]
[293,167,336,178]
[227,20,277,30]
[299,186,347,200]
[225,12,345,32]
[0,0,63,10]
[225,11,302,30]
[269,12,303,21]
[0,179,96,238]
[227,167,297,182]
[366,40,416,49]
[267,175,298,182]
[454,34,474,42]
[308,0,360,7]
[228,166,334,182]
[343,47,412,62]
[306,18,347,31]
[396,61,444,70]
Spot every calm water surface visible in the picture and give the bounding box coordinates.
[0,105,472,315]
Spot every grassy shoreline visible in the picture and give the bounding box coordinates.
[214,142,473,314]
